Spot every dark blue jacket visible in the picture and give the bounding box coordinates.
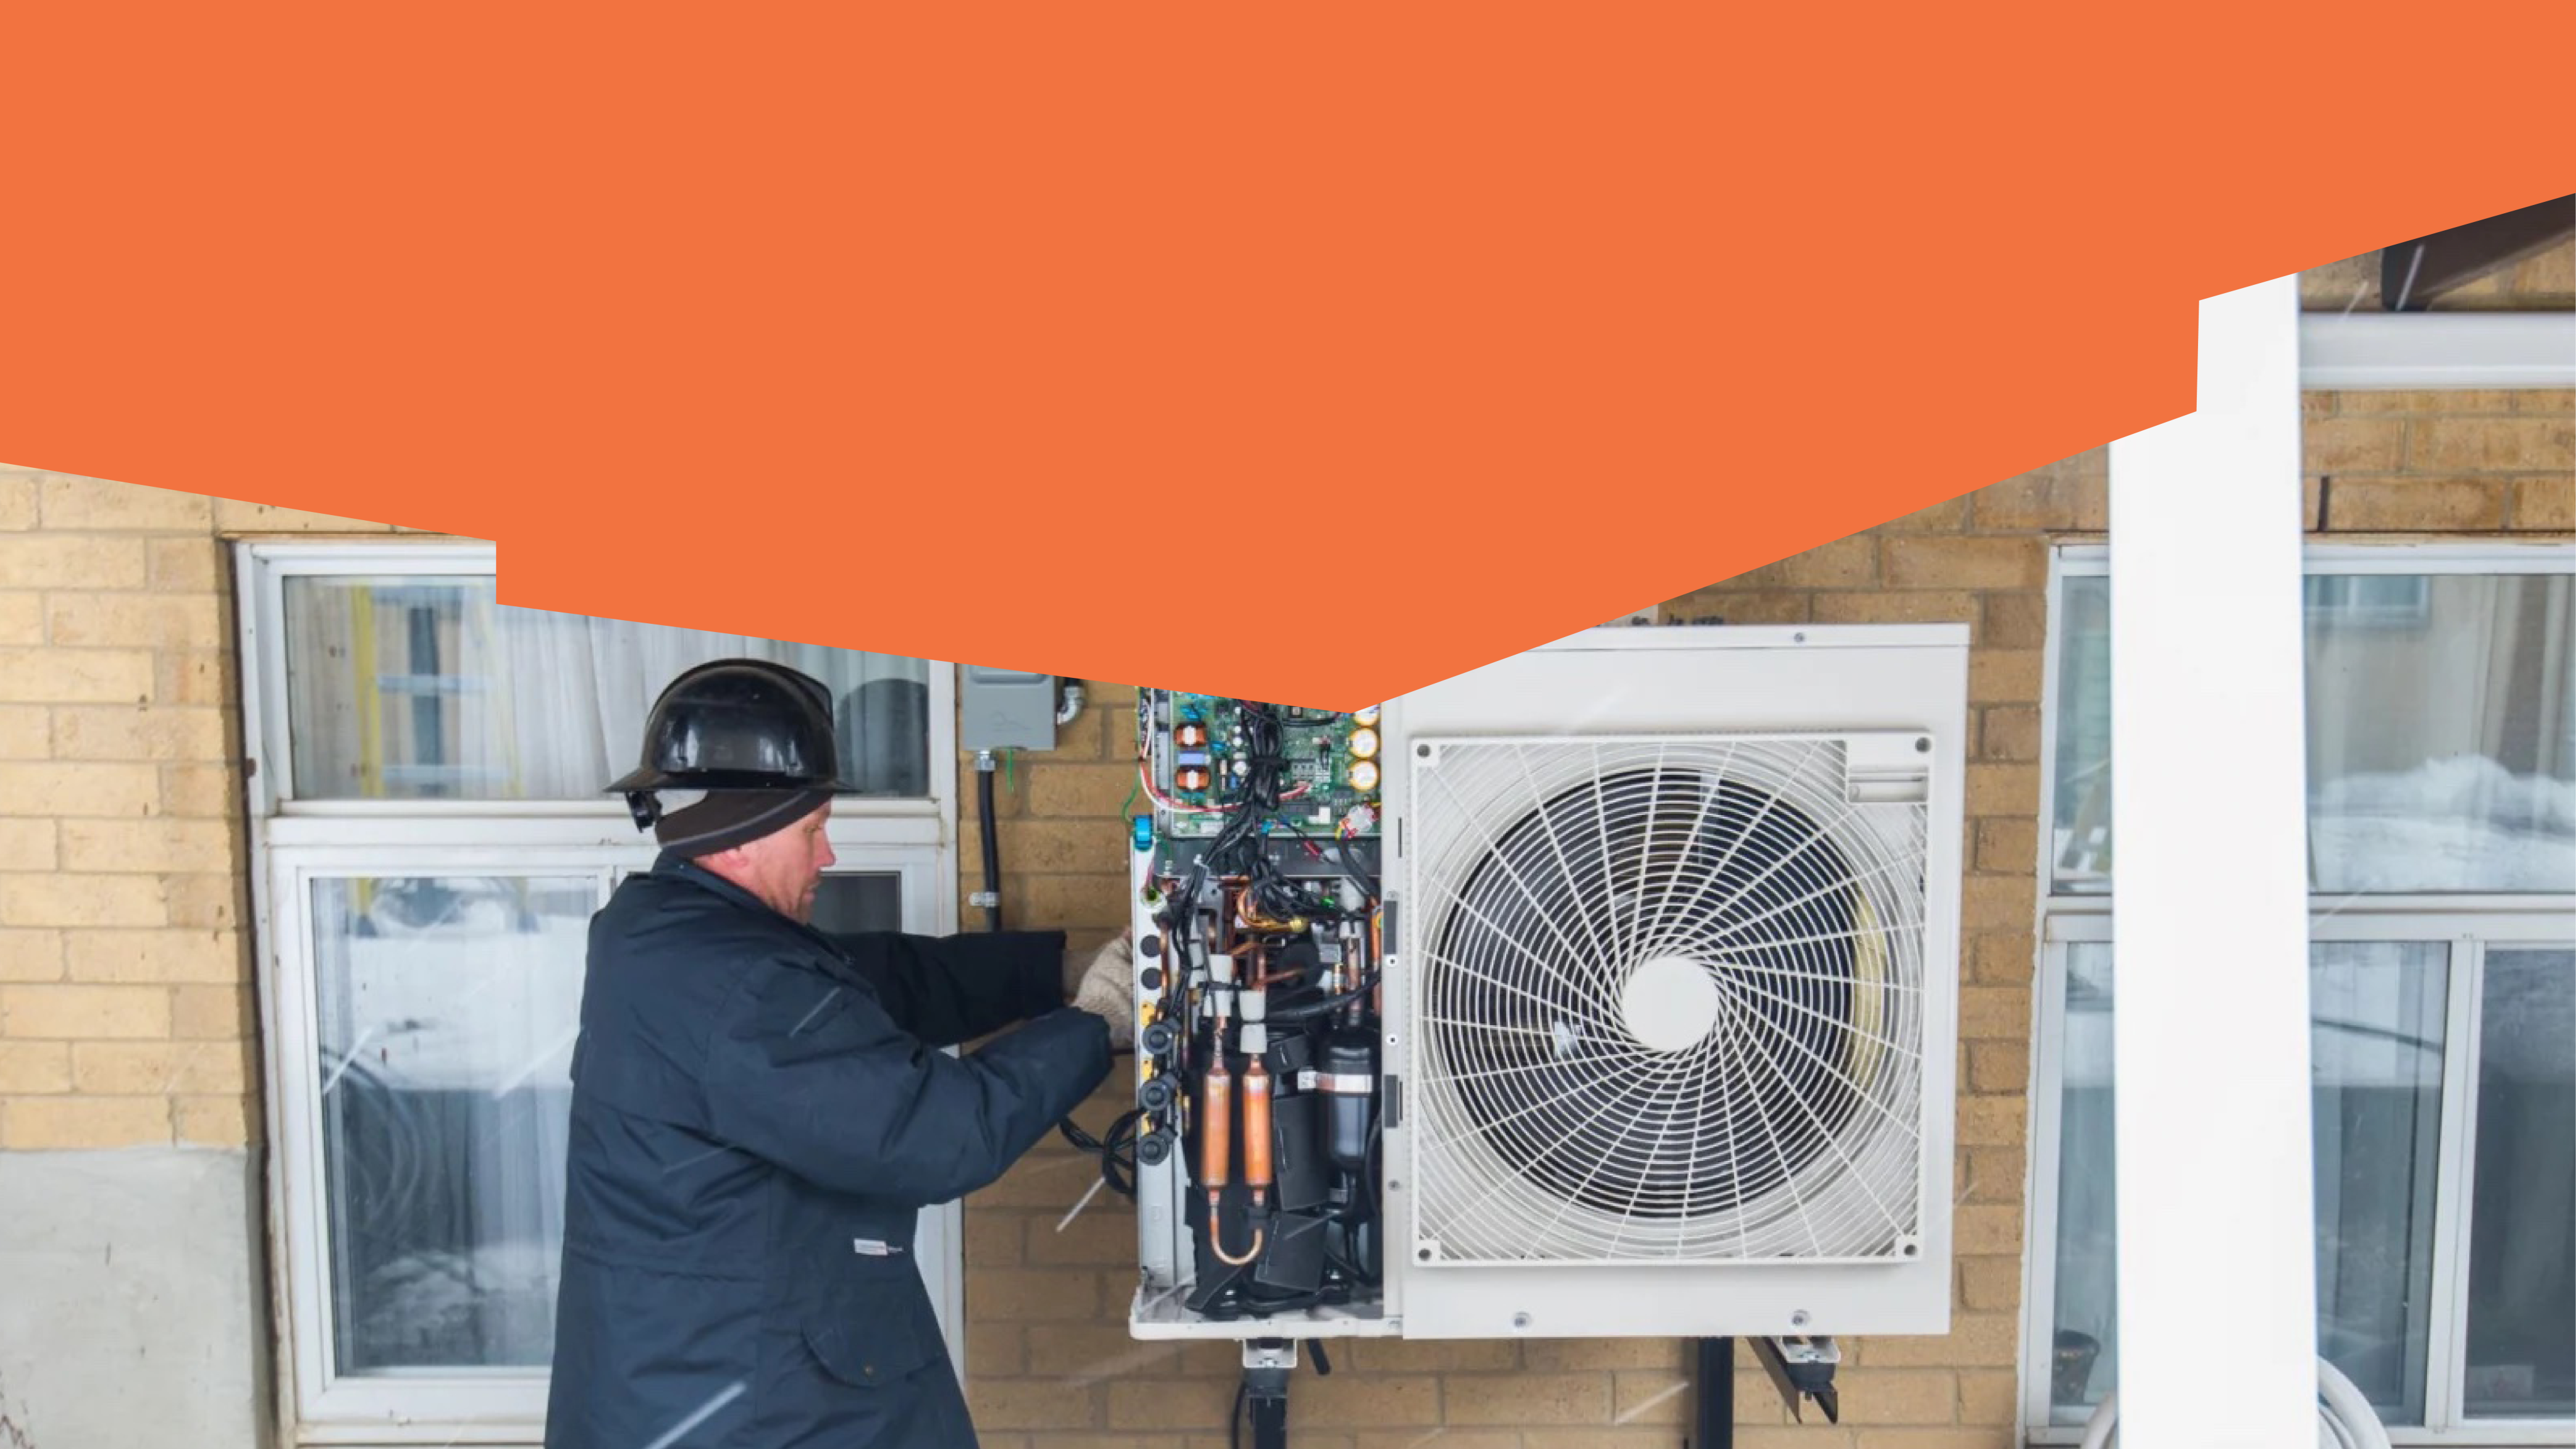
[545,853,1109,1449]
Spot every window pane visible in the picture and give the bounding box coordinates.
[809,872,904,936]
[2311,941,2446,1424]
[2048,576,2113,894]
[2464,947,2575,1419]
[2046,940,2450,1425]
[283,576,934,801]
[313,875,592,1372]
[2307,574,2576,892]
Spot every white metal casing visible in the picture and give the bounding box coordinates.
[1380,623,1967,1340]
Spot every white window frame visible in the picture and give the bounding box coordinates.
[237,541,965,1445]
[2023,540,2576,1446]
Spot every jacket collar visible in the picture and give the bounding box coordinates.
[649,850,855,965]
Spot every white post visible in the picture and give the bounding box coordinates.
[2107,275,2317,1445]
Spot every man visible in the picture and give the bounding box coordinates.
[547,659,1132,1448]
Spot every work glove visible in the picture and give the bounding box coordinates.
[1067,928,1135,1048]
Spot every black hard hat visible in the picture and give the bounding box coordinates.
[607,659,858,835]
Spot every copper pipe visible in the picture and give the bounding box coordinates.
[1241,1058,1274,1206]
[1200,1061,1233,1196]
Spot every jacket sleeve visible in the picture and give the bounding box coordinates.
[825,930,1068,1048]
[699,955,1109,1205]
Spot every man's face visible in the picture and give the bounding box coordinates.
[704,801,836,923]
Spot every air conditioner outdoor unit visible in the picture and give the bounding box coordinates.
[1124,623,1967,1348]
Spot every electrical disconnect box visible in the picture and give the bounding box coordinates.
[960,666,1060,752]
[1096,623,1970,1365]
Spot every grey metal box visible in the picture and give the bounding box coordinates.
[960,666,1058,751]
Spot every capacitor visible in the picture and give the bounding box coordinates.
[1177,767,1211,792]
[1230,758,1250,779]
[1348,760,1380,793]
[1347,727,1380,760]
[1353,706,1381,727]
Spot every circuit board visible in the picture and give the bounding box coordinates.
[1141,694,1385,840]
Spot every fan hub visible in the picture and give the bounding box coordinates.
[1619,954,1721,1053]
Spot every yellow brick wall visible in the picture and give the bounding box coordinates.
[950,390,2573,1449]
[0,469,428,1153]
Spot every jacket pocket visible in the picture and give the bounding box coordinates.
[799,1290,947,1389]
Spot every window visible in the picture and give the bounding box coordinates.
[239,543,961,1438]
[2026,543,2575,1443]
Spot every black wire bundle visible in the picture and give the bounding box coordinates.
[1057,1108,1145,1199]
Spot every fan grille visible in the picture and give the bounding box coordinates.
[1407,736,1928,1264]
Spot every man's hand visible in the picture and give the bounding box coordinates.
[1067,929,1135,1048]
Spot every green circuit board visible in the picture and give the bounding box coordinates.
[1142,692,1384,839]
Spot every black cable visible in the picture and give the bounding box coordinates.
[975,760,1003,933]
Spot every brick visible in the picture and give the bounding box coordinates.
[2512,240,2575,297]
[0,534,148,587]
[0,475,34,529]
[1865,1314,2017,1369]
[36,475,213,531]
[155,650,231,707]
[0,592,38,646]
[0,874,167,928]
[1812,591,1979,628]
[172,984,253,1040]
[1526,1433,1750,1449]
[2409,418,2573,473]
[1884,538,2044,591]
[1963,765,2037,820]
[1953,1205,2024,1257]
[213,498,411,532]
[1958,1254,2022,1313]
[162,872,242,929]
[970,821,1130,876]
[2515,388,2575,414]
[2300,391,2338,423]
[1959,874,2034,932]
[1972,818,2036,874]
[1961,1146,2024,1204]
[967,1268,1101,1322]
[1106,1376,1236,1430]
[972,1379,1104,1430]
[1960,986,2033,1041]
[3,1095,169,1148]
[175,1093,255,1147]
[1519,1338,1682,1372]
[1356,1435,1521,1449]
[965,1208,1025,1267]
[2338,389,2518,415]
[965,1321,1022,1376]
[0,1040,70,1092]
[1958,1368,2016,1424]
[1966,651,2041,704]
[1443,1372,1611,1426]
[1023,1323,1177,1379]
[1290,1374,1442,1428]
[2323,477,2509,532]
[0,930,64,982]
[50,705,229,762]
[1978,595,2046,651]
[0,706,45,758]
[1666,589,1813,625]
[0,648,153,704]
[1968,1040,2029,1094]
[149,537,225,591]
[1851,1431,2012,1449]
[66,930,244,985]
[969,1148,1104,1209]
[1729,535,1879,590]
[1024,1204,1141,1266]
[1,982,170,1038]
[1974,475,2106,533]
[44,593,226,650]
[1011,874,1130,932]
[163,763,244,818]
[1975,707,2038,763]
[1835,1369,1958,1424]
[1611,1370,1693,1423]
[1353,1338,1522,1372]
[2304,476,2325,530]
[2299,418,2406,474]
[1967,933,2034,985]
[72,1040,249,1095]
[1876,494,1974,533]
[0,819,55,871]
[1957,1095,2024,1146]
[60,819,237,874]
[2513,476,2574,531]
[1026,763,1147,819]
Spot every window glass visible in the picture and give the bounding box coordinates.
[2463,947,2576,1419]
[2047,940,2450,1425]
[2048,570,2575,895]
[312,875,592,1372]
[283,577,934,801]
